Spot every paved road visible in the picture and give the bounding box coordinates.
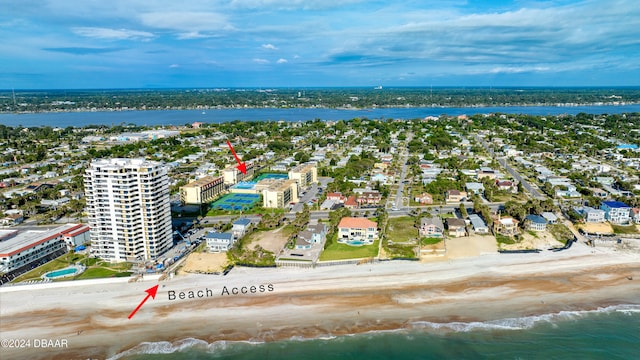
[473,133,546,200]
[497,157,546,200]
[389,133,412,211]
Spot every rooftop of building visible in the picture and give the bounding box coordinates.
[525,214,548,224]
[0,223,87,257]
[206,232,233,240]
[183,175,223,188]
[602,200,630,208]
[338,217,377,229]
[233,218,252,226]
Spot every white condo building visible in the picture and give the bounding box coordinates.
[84,158,172,262]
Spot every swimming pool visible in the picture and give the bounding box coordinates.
[44,267,79,279]
[347,240,366,246]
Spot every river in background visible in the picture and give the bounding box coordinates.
[2,104,640,128]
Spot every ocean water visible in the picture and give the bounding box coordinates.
[112,305,640,360]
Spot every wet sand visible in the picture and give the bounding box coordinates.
[1,243,639,360]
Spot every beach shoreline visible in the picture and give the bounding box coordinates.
[1,243,639,360]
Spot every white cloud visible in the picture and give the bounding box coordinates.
[253,58,269,64]
[140,11,233,35]
[262,43,278,50]
[169,64,180,68]
[72,27,155,41]
[229,0,365,10]
[276,58,288,63]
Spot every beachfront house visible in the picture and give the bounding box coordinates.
[574,206,605,223]
[600,201,631,225]
[206,232,234,252]
[541,212,558,224]
[446,218,467,237]
[232,218,252,239]
[632,208,640,224]
[468,214,489,234]
[296,223,328,249]
[338,217,378,245]
[525,214,548,232]
[419,217,444,237]
[493,217,519,236]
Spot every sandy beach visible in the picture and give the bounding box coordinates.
[1,242,639,360]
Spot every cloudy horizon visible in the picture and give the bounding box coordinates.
[2,0,639,89]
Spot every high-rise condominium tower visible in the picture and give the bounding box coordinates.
[84,158,172,262]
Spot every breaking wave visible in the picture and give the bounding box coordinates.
[108,304,640,359]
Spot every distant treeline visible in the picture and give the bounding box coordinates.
[2,87,640,113]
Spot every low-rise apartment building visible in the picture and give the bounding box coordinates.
[288,162,317,188]
[180,175,225,204]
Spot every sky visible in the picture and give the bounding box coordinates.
[1,0,639,89]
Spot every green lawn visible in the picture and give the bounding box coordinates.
[385,244,417,259]
[496,233,517,245]
[76,268,132,279]
[611,224,639,235]
[12,253,134,283]
[12,253,88,282]
[320,240,380,261]
[421,237,443,246]
[386,216,418,242]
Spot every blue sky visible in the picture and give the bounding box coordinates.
[2,0,639,89]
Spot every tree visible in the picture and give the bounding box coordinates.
[459,203,468,218]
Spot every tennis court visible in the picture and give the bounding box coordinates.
[254,173,289,181]
[211,193,261,210]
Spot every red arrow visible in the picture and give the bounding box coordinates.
[226,139,247,174]
[128,284,159,319]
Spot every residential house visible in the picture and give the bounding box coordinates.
[477,169,496,180]
[446,218,467,237]
[468,214,489,234]
[414,192,433,205]
[326,192,346,202]
[525,214,548,231]
[589,188,608,198]
[1,211,24,226]
[631,208,640,224]
[496,180,518,193]
[445,190,467,203]
[357,191,381,206]
[600,201,631,225]
[419,217,444,237]
[232,218,252,239]
[493,217,519,236]
[465,182,485,195]
[295,223,327,249]
[344,195,358,209]
[574,206,605,223]
[337,217,378,244]
[541,212,558,224]
[206,232,235,252]
[40,197,70,208]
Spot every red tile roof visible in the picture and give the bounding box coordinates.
[338,217,377,229]
[344,195,358,206]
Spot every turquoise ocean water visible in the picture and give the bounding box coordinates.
[112,305,639,360]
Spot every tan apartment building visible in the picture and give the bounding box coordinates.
[258,179,299,209]
[180,175,225,204]
[288,162,317,188]
[222,162,255,185]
